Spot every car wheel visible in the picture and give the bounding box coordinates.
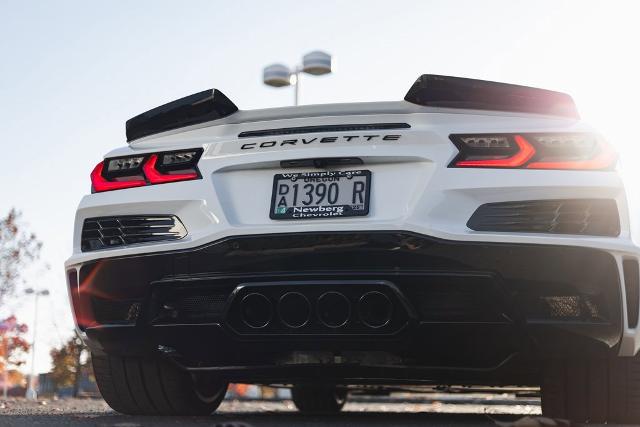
[291,384,347,413]
[92,353,227,415]
[542,353,640,423]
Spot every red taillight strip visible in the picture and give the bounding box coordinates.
[142,154,198,184]
[455,135,535,168]
[92,150,202,192]
[526,142,617,170]
[90,162,146,192]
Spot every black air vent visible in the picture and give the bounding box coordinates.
[81,215,187,251]
[238,123,410,138]
[467,199,620,237]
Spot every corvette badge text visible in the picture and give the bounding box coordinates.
[240,134,401,150]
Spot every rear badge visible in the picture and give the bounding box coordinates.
[240,134,401,151]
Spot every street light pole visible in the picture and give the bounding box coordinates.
[27,292,39,400]
[25,288,49,401]
[292,66,300,106]
[2,337,7,400]
[263,51,332,106]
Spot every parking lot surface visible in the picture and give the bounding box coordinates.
[0,394,546,427]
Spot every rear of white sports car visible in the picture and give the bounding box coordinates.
[65,75,640,422]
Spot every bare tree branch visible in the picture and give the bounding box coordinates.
[0,209,42,303]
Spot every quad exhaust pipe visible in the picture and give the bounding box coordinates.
[317,291,351,328]
[239,288,396,331]
[357,291,393,328]
[278,292,311,328]
[240,292,272,328]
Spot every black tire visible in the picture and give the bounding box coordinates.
[542,353,640,423]
[291,384,347,413]
[92,353,227,415]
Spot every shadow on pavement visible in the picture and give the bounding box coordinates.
[0,411,523,427]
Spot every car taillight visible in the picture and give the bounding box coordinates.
[91,149,202,193]
[524,134,616,170]
[450,133,616,170]
[90,161,146,192]
[143,151,200,184]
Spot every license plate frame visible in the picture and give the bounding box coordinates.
[269,170,371,220]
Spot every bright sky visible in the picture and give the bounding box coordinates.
[1,0,639,375]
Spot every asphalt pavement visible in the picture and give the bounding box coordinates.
[0,396,631,427]
[0,395,538,427]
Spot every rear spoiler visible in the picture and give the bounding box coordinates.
[126,75,578,141]
[126,89,238,142]
[404,74,579,119]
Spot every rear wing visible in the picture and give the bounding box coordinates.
[404,74,579,119]
[126,89,238,142]
[125,74,578,142]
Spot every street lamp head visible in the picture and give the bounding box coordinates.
[302,50,332,76]
[24,288,49,295]
[263,63,292,87]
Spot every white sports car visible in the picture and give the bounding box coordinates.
[65,75,640,423]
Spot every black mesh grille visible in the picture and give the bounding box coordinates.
[527,295,606,322]
[467,199,620,237]
[91,298,141,324]
[81,215,186,251]
[150,287,233,325]
[177,294,228,317]
[404,277,509,323]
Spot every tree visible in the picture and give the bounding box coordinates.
[0,316,30,366]
[0,209,42,302]
[0,315,30,397]
[6,369,25,387]
[50,332,89,396]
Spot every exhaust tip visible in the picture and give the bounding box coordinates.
[240,293,272,328]
[358,291,393,328]
[278,292,311,328]
[317,291,351,328]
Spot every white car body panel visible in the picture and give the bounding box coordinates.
[66,101,640,355]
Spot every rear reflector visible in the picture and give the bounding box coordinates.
[450,133,616,170]
[67,269,84,331]
[405,74,579,118]
[623,259,640,328]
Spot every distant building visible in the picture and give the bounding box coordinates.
[38,367,99,398]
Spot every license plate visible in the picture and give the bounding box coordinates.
[270,170,371,220]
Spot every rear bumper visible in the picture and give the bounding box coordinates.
[66,231,636,383]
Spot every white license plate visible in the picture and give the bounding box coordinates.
[270,170,371,220]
